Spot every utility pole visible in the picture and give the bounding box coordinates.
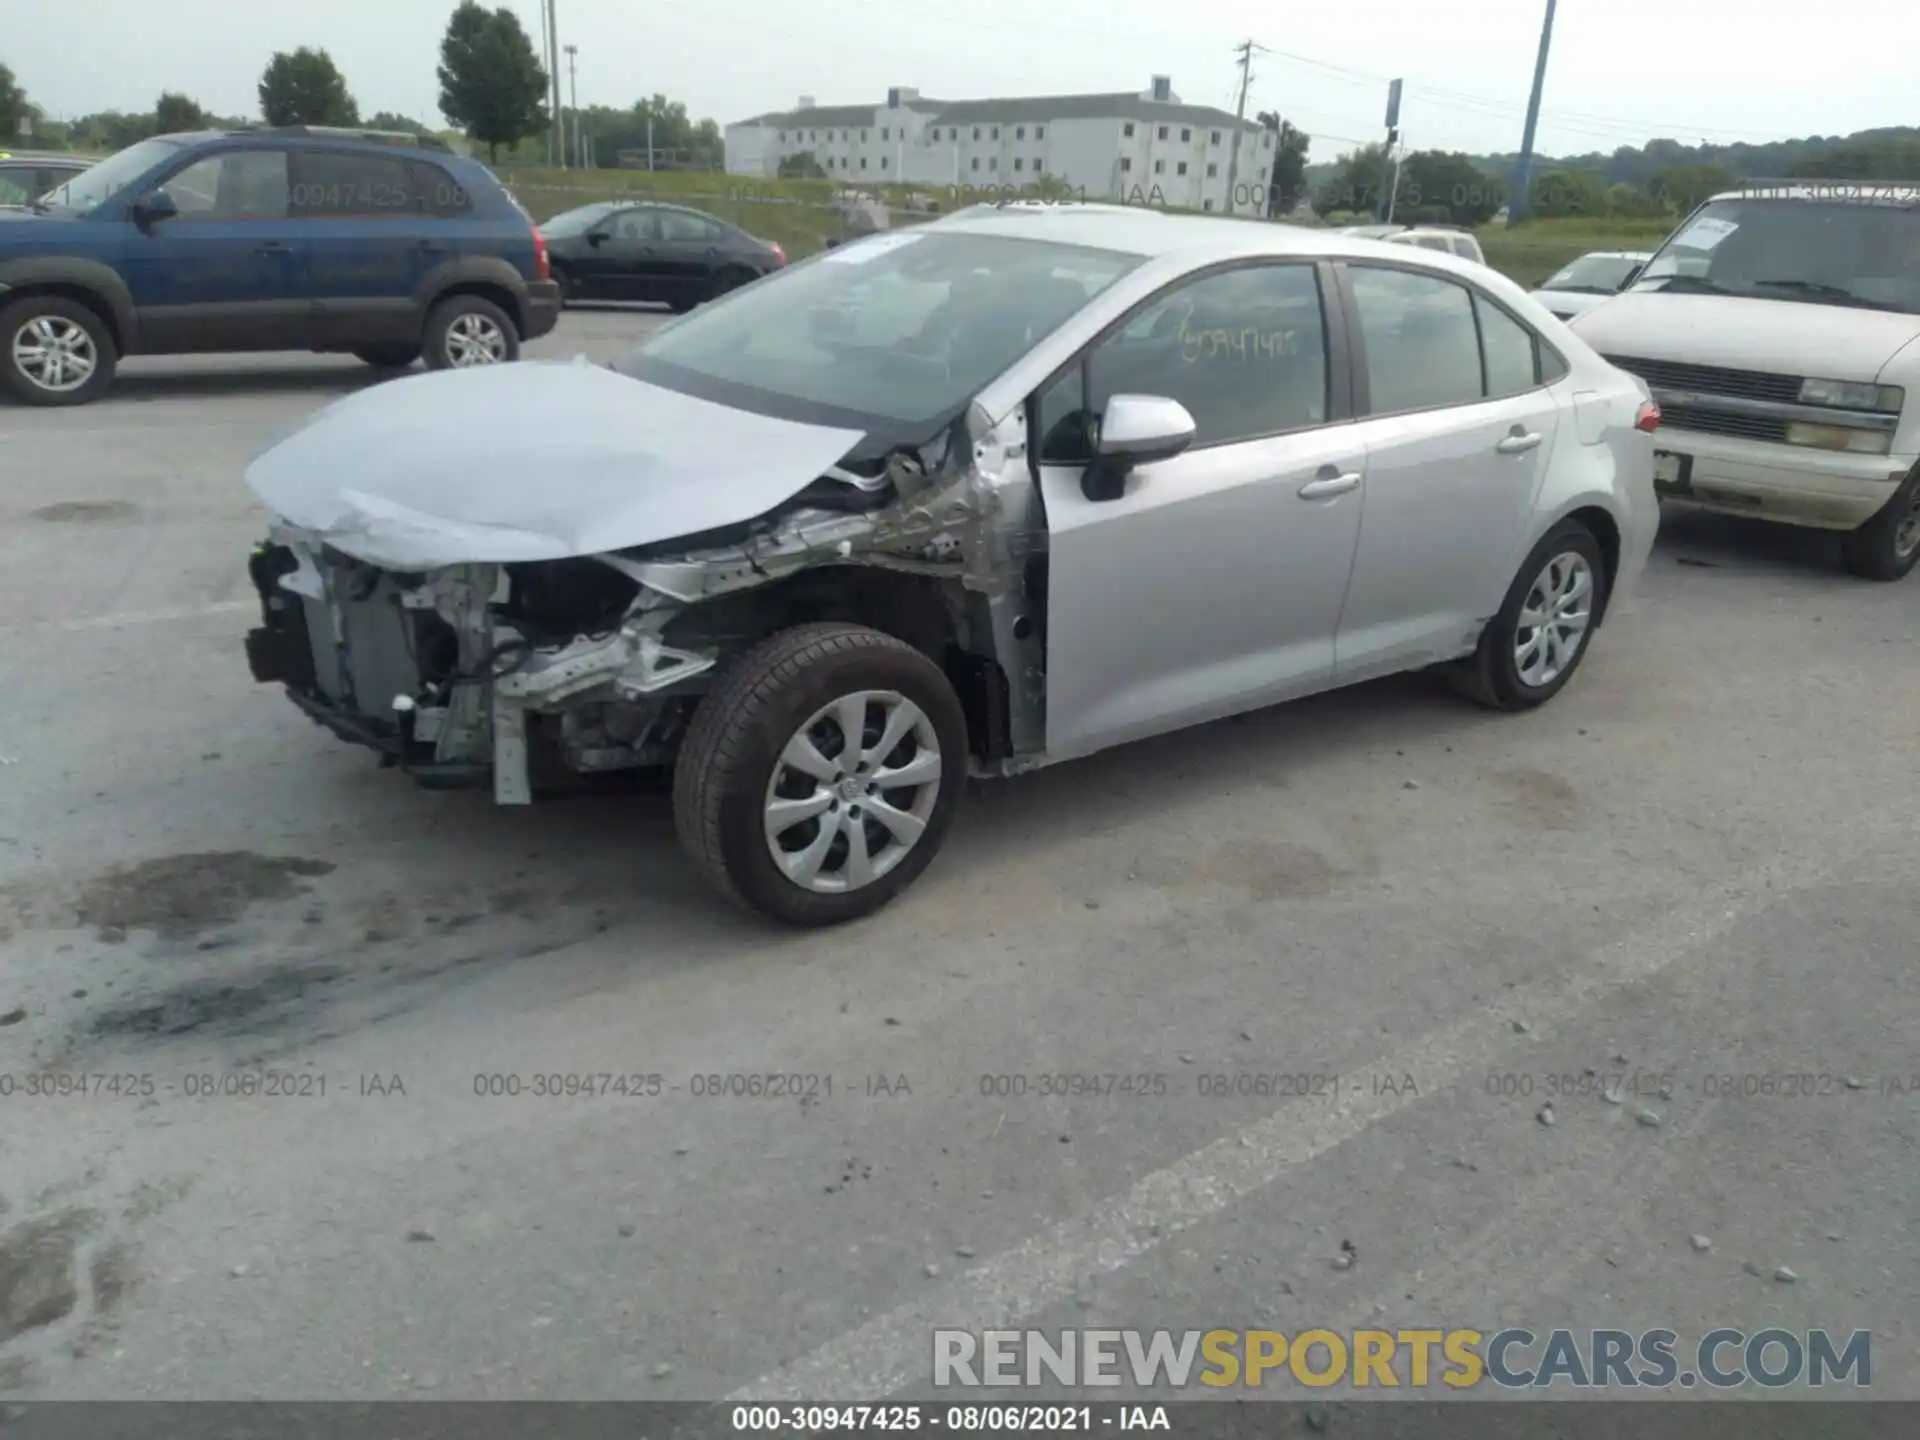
[1376,78,1402,223]
[564,44,580,169]
[546,0,564,168]
[1507,0,1558,225]
[1225,40,1254,215]
[1385,134,1407,223]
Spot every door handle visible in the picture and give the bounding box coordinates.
[255,241,291,256]
[1496,430,1544,455]
[1298,471,1361,500]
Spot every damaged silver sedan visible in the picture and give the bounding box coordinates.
[243,209,1659,925]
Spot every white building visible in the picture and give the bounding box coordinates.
[724,77,1278,217]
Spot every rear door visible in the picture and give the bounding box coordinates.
[652,208,729,301]
[292,148,440,350]
[122,146,309,353]
[1330,261,1564,682]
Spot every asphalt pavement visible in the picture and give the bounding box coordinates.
[0,305,1915,1404]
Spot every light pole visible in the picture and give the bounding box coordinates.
[1507,0,1558,224]
[564,44,580,169]
[546,0,564,168]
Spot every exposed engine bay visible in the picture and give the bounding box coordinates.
[244,400,1049,804]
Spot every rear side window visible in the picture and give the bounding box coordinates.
[290,150,419,218]
[408,160,472,216]
[1348,265,1482,411]
[1475,294,1540,398]
[0,168,31,205]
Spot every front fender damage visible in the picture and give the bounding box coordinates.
[269,401,1050,804]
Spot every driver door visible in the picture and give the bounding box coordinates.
[1032,260,1367,761]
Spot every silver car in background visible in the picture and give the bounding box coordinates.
[242,208,1659,927]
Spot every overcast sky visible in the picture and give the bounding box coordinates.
[8,0,1910,160]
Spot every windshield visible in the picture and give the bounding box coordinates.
[1635,198,1920,312]
[540,201,620,237]
[1542,254,1643,293]
[615,230,1144,430]
[37,137,185,213]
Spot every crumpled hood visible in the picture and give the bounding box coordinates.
[246,360,866,570]
[1571,290,1920,378]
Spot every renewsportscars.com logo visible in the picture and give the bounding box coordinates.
[932,1328,1872,1390]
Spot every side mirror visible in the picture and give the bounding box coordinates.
[1081,394,1196,502]
[586,230,610,245]
[132,187,178,226]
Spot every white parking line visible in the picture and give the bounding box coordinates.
[1,600,254,637]
[724,838,1892,1403]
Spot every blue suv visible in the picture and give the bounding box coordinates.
[0,126,560,405]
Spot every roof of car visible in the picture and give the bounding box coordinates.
[923,205,1500,274]
[153,127,455,154]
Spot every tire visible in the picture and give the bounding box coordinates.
[673,623,968,927]
[665,293,698,315]
[1449,519,1610,712]
[422,294,520,370]
[1839,466,1920,581]
[1,293,117,406]
[708,265,757,302]
[552,265,572,307]
[352,343,421,369]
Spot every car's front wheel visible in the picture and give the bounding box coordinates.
[352,343,421,369]
[422,295,520,370]
[1839,467,1920,581]
[0,294,117,406]
[1451,519,1610,711]
[673,623,969,927]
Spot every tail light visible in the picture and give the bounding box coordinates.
[531,226,550,281]
[1634,399,1661,433]
[768,241,787,265]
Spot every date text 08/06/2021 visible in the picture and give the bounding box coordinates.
[730,1405,1148,1432]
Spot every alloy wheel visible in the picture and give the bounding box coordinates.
[444,313,508,366]
[762,690,943,894]
[1514,551,1594,689]
[1894,486,1920,560]
[11,315,97,393]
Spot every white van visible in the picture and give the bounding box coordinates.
[1571,182,1920,579]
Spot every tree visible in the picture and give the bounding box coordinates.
[259,48,360,127]
[1529,167,1611,218]
[367,111,430,135]
[436,2,548,164]
[1647,163,1737,214]
[1256,112,1311,217]
[777,150,826,179]
[1399,150,1501,225]
[154,91,210,133]
[0,63,29,141]
[1311,143,1407,219]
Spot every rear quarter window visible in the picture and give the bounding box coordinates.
[409,160,474,217]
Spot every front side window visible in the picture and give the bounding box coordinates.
[1636,196,1920,313]
[612,209,657,240]
[619,233,1142,436]
[1037,263,1329,462]
[161,149,290,219]
[1347,265,1483,413]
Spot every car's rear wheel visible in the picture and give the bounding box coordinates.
[1839,466,1920,581]
[352,343,421,369]
[707,265,757,302]
[1450,519,1610,711]
[1,294,117,406]
[673,623,968,927]
[422,295,520,370]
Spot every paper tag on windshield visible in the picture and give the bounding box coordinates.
[822,232,925,264]
[1676,216,1739,250]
